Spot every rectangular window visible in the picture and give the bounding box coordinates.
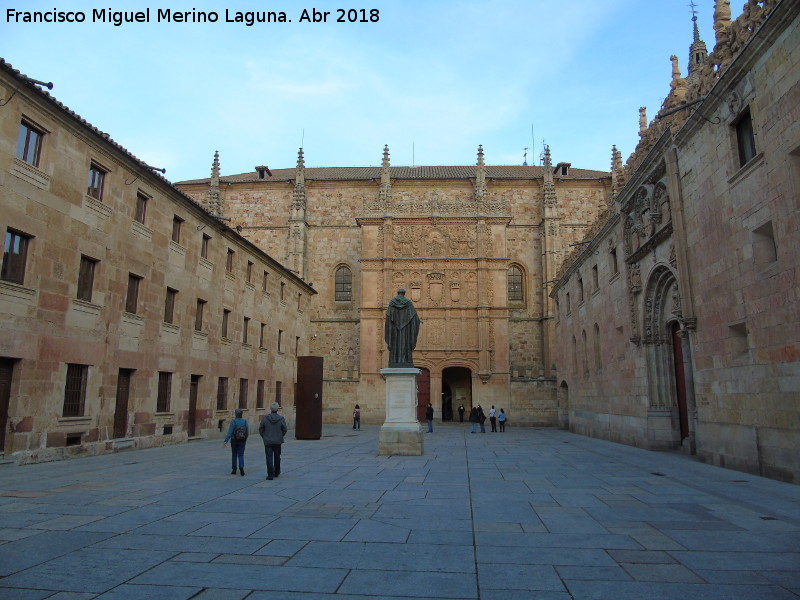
[295,336,300,356]
[752,221,777,267]
[610,247,619,275]
[216,377,228,410]
[736,108,757,167]
[201,233,211,259]
[280,281,285,301]
[77,256,98,302]
[243,317,250,344]
[135,192,148,224]
[222,309,230,338]
[2,229,31,285]
[226,248,235,272]
[247,261,254,283]
[195,299,206,331]
[172,216,184,244]
[278,329,283,353]
[275,381,282,407]
[297,293,302,310]
[63,364,88,417]
[17,120,44,166]
[262,270,269,292]
[87,163,106,201]
[125,273,142,314]
[578,277,584,303]
[592,265,599,291]
[239,378,248,410]
[157,371,172,413]
[260,323,266,348]
[256,380,265,409]
[164,287,177,324]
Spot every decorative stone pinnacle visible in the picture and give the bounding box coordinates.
[639,107,648,134]
[713,0,731,38]
[379,144,392,202]
[544,145,552,169]
[474,145,487,200]
[382,144,390,168]
[211,150,220,180]
[477,144,485,167]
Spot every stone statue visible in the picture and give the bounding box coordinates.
[385,289,421,368]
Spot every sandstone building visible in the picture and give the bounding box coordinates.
[552,0,799,482]
[0,59,315,462]
[177,149,611,425]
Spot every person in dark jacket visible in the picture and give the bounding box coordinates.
[259,402,287,480]
[469,406,478,433]
[425,402,434,433]
[477,404,486,433]
[458,403,465,422]
[222,408,248,476]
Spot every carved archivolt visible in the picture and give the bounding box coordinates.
[643,265,680,346]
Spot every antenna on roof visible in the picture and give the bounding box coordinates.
[300,128,305,149]
[412,143,415,167]
[539,139,547,166]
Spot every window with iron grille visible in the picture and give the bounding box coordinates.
[63,364,88,417]
[335,266,352,301]
[507,265,523,302]
[217,377,228,410]
[2,229,31,285]
[735,107,757,167]
[226,248,234,272]
[243,316,250,344]
[222,309,230,338]
[247,261,254,283]
[201,233,210,259]
[157,371,172,413]
[275,380,282,407]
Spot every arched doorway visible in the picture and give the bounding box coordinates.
[442,367,471,422]
[671,321,689,439]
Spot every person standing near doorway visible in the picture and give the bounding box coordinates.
[222,408,248,476]
[426,402,434,433]
[478,404,486,433]
[489,405,497,432]
[469,406,478,433]
[353,404,361,430]
[259,402,287,480]
[458,403,465,422]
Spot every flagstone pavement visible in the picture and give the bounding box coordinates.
[0,423,797,599]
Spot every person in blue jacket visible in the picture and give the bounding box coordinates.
[222,408,248,476]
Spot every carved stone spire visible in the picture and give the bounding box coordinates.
[289,147,308,278]
[294,147,305,192]
[379,144,392,203]
[668,55,687,105]
[208,150,222,216]
[611,145,625,200]
[688,18,709,76]
[542,145,557,207]
[638,107,648,136]
[474,144,487,200]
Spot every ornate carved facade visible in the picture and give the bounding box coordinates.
[553,0,800,483]
[178,147,611,425]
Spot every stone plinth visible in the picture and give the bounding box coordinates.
[378,368,423,456]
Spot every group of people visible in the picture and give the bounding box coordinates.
[222,402,287,480]
[458,403,506,432]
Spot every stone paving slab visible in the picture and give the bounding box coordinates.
[0,424,797,599]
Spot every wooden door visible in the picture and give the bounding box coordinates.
[188,375,200,437]
[0,359,14,450]
[416,367,430,422]
[671,322,689,439]
[113,369,133,439]
[295,356,324,440]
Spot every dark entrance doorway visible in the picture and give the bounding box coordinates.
[442,367,472,421]
[0,358,15,450]
[671,322,689,439]
[416,367,430,422]
[188,375,201,437]
[113,369,134,439]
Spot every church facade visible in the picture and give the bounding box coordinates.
[552,0,800,483]
[177,149,612,426]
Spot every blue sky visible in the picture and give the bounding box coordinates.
[1,1,731,182]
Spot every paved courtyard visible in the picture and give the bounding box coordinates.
[0,424,797,599]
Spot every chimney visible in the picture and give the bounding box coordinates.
[255,165,272,180]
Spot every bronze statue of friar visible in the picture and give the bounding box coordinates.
[384,288,421,368]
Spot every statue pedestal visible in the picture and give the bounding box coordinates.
[378,368,423,456]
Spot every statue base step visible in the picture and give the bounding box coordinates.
[378,422,423,456]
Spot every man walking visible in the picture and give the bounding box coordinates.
[259,402,287,480]
[426,402,434,433]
